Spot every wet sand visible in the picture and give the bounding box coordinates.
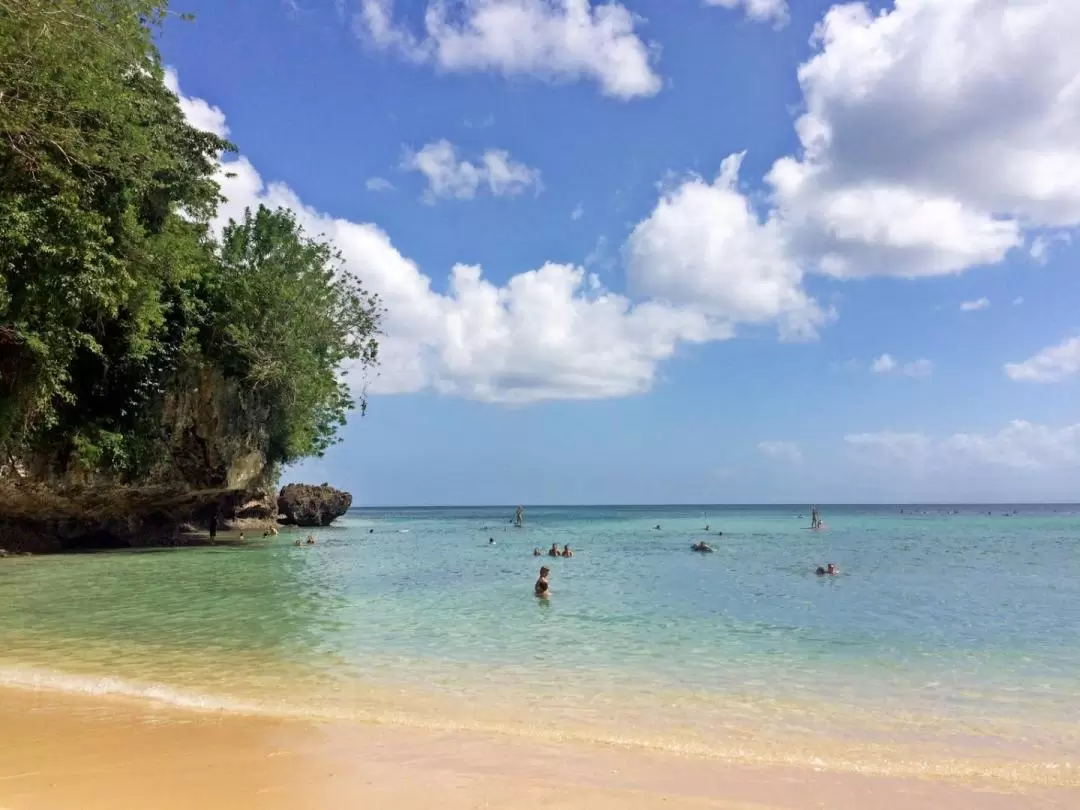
[1,687,1075,809]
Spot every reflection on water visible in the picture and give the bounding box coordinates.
[3,505,1080,786]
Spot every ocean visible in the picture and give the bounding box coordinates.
[2,505,1079,786]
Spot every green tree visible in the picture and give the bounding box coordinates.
[0,0,228,462]
[202,206,382,464]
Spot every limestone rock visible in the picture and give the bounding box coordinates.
[277,483,351,527]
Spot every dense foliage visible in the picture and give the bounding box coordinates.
[0,0,381,481]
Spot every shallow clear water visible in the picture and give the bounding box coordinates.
[3,505,1080,783]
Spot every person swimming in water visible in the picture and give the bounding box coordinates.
[489,538,495,545]
[654,524,661,531]
[306,535,316,545]
[826,563,838,575]
[535,566,551,597]
[691,541,713,553]
[549,543,561,557]
[533,547,542,557]
[562,544,573,558]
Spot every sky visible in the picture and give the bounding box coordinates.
[159,0,1080,505]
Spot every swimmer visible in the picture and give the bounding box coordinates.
[705,525,710,532]
[369,528,374,534]
[549,543,561,557]
[489,538,495,545]
[294,537,302,547]
[815,566,826,576]
[562,544,573,558]
[654,524,661,531]
[826,563,837,575]
[533,547,542,557]
[306,535,316,545]
[238,530,245,542]
[691,542,713,553]
[535,566,551,598]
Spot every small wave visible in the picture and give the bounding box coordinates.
[0,666,272,716]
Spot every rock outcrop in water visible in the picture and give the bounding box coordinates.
[277,483,351,527]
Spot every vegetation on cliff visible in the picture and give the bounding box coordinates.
[0,0,381,487]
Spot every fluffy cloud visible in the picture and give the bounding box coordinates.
[959,297,990,312]
[704,0,788,26]
[870,354,896,374]
[758,440,803,464]
[401,140,542,202]
[871,354,932,377]
[1005,336,1080,383]
[656,0,1080,284]
[163,69,229,138]
[847,421,1080,472]
[215,155,718,402]
[356,0,661,100]
[166,73,734,404]
[625,154,828,341]
[366,177,395,192]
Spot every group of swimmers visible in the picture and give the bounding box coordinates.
[533,543,573,558]
[816,563,838,576]
[293,534,317,546]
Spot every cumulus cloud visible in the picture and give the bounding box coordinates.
[163,69,229,138]
[571,202,584,221]
[356,0,661,100]
[959,297,990,312]
[655,0,1080,285]
[625,153,828,342]
[871,354,931,377]
[366,177,395,192]
[402,140,542,202]
[870,354,895,374]
[1005,336,1080,383]
[847,421,1080,472]
[758,440,803,464]
[704,0,788,26]
[164,71,743,404]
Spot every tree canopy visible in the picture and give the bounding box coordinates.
[0,0,382,482]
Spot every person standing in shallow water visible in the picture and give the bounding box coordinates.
[549,543,561,557]
[535,566,551,598]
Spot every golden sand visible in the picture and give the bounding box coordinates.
[0,687,1074,810]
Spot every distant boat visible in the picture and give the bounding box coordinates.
[514,505,525,528]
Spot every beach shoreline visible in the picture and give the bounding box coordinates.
[1,685,1076,810]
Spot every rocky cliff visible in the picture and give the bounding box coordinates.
[277,483,352,527]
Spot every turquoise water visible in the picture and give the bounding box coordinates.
[3,505,1080,782]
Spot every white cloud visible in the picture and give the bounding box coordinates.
[758,440,803,464]
[1005,336,1080,383]
[871,354,932,377]
[571,202,584,221]
[870,353,895,374]
[1031,231,1073,264]
[356,0,661,100]
[959,297,990,312]
[163,69,229,138]
[625,153,828,342]
[704,0,788,26]
[366,177,395,192]
[167,71,732,404]
[1013,296,1025,306]
[627,0,1080,296]
[848,421,1080,473]
[402,140,542,202]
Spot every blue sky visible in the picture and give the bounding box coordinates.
[160,0,1080,504]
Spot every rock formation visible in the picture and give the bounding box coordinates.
[0,481,248,554]
[277,483,351,527]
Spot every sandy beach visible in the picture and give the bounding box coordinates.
[1,687,1075,810]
